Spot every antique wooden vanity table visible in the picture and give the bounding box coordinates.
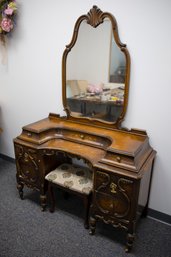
[14,6,156,252]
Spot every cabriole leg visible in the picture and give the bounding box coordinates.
[17,183,24,200]
[125,233,135,253]
[40,194,47,211]
[89,216,97,235]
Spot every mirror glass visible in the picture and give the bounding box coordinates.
[66,18,126,122]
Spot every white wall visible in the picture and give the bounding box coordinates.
[67,20,111,85]
[0,0,171,216]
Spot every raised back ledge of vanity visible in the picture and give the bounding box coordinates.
[17,114,149,151]
[19,127,112,150]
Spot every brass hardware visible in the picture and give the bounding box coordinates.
[110,182,117,193]
[110,203,113,209]
[80,134,85,139]
[24,153,28,157]
[116,156,121,163]
[24,153,29,162]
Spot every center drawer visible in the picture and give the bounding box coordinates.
[59,128,111,149]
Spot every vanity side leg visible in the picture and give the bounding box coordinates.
[141,158,155,218]
[89,197,97,234]
[125,231,135,253]
[125,220,136,252]
[17,181,24,200]
[125,178,140,253]
[89,216,97,235]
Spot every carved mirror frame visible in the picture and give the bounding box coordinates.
[62,6,130,129]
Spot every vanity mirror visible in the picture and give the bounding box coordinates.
[62,5,130,127]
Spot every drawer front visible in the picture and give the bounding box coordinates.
[14,144,40,189]
[100,152,134,169]
[60,129,111,148]
[94,170,134,219]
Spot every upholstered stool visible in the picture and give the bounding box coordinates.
[45,163,93,228]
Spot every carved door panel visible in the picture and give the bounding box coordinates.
[94,170,134,219]
[14,144,40,189]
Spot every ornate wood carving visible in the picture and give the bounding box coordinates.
[86,5,103,28]
[62,6,130,129]
[95,214,128,231]
[95,170,133,219]
[41,149,56,156]
[41,148,93,171]
[13,112,156,252]
[15,145,39,185]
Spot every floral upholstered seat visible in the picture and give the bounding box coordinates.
[45,163,93,228]
[45,163,93,195]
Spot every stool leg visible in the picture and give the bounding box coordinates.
[48,183,55,213]
[83,195,90,229]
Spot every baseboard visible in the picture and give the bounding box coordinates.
[0,153,15,163]
[0,153,171,225]
[147,208,171,225]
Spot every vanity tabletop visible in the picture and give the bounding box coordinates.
[18,114,151,157]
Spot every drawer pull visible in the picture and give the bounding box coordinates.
[116,156,121,163]
[80,134,85,139]
[110,182,117,193]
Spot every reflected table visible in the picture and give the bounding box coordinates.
[67,96,123,122]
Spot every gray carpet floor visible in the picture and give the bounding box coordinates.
[0,158,171,257]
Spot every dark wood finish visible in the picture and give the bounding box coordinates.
[14,143,71,211]
[13,6,156,253]
[14,113,156,252]
[62,5,130,129]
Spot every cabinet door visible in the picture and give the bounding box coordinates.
[14,144,40,189]
[94,170,134,219]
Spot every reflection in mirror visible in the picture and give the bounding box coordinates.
[66,18,126,122]
[109,37,126,84]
